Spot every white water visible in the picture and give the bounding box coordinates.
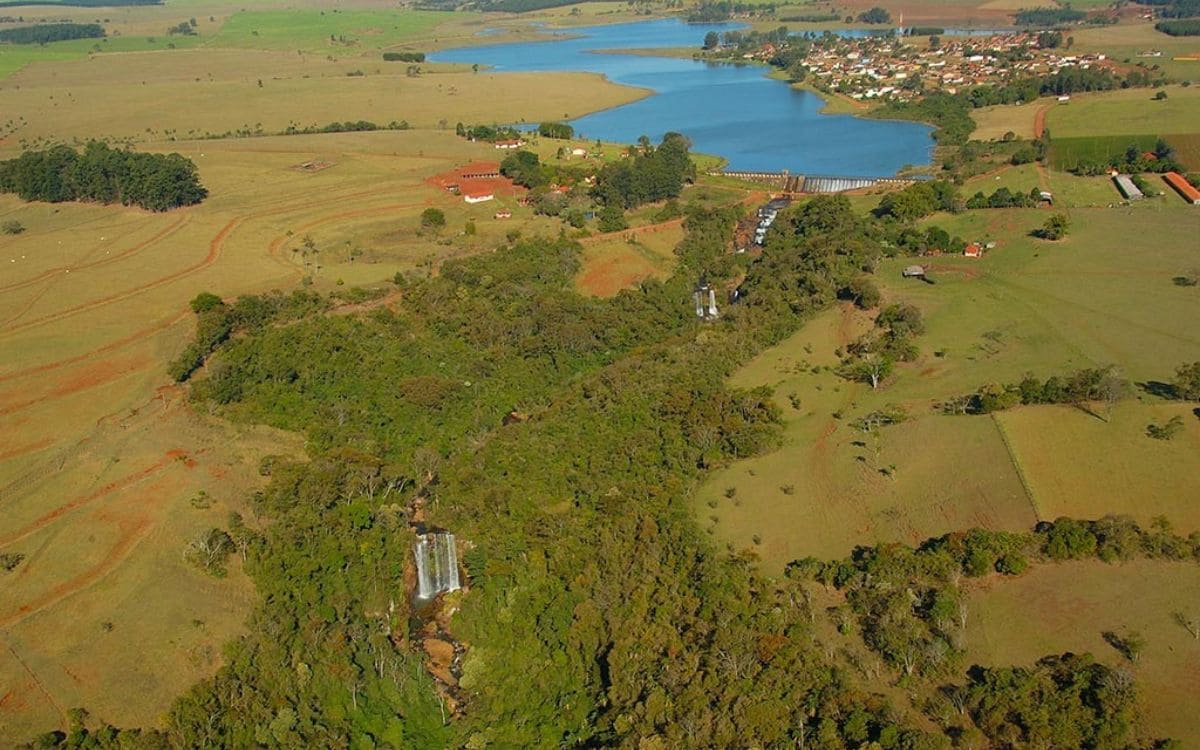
[414,532,461,599]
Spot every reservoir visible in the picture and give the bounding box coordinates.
[431,19,935,177]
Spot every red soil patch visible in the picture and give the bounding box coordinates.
[0,452,181,548]
[1033,104,1050,139]
[577,251,659,297]
[0,353,151,418]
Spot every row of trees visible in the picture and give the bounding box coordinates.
[0,141,206,211]
[0,22,103,44]
[941,366,1129,416]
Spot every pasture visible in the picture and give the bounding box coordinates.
[699,203,1200,568]
[0,49,643,145]
[1045,85,1200,138]
[964,559,1200,746]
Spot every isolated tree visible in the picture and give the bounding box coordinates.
[703,30,719,50]
[420,207,446,230]
[1036,213,1070,240]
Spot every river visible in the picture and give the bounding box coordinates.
[430,19,935,177]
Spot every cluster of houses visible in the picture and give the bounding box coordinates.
[792,33,1110,102]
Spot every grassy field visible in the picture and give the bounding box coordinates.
[575,220,683,296]
[209,9,446,52]
[970,98,1049,141]
[1069,21,1200,81]
[1044,85,1200,139]
[965,559,1200,746]
[0,48,644,146]
[699,201,1200,568]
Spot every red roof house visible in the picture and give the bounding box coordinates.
[963,243,983,258]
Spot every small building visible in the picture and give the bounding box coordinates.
[570,147,588,158]
[1113,174,1143,201]
[1038,191,1053,205]
[963,243,982,258]
[494,209,512,219]
[902,265,926,278]
[464,191,494,204]
[1057,95,1070,104]
[494,139,524,150]
[1163,171,1200,205]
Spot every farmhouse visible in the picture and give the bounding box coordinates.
[1113,174,1143,201]
[494,139,525,150]
[1163,172,1200,205]
[963,243,983,258]
[464,191,494,204]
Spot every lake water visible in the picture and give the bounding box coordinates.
[431,19,934,177]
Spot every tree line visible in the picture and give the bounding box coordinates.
[0,141,206,211]
[0,22,103,44]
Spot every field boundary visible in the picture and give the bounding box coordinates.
[990,413,1041,521]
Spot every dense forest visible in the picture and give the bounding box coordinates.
[0,22,103,44]
[24,181,1195,746]
[0,141,206,211]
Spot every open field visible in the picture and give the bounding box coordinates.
[575,220,683,296]
[998,402,1200,527]
[1069,21,1200,81]
[209,9,446,52]
[700,203,1200,568]
[965,559,1200,746]
[1045,85,1200,138]
[0,49,645,145]
[0,125,620,742]
[970,98,1049,141]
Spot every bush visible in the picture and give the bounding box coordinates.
[420,207,446,229]
[382,51,425,62]
[1,219,24,235]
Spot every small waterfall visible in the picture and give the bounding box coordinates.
[414,531,461,599]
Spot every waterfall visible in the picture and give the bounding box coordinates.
[414,531,461,599]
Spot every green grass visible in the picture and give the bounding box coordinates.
[1048,134,1160,171]
[698,202,1200,568]
[1046,85,1200,138]
[209,9,449,53]
[0,33,204,79]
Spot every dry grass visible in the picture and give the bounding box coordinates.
[0,49,644,146]
[965,559,1200,746]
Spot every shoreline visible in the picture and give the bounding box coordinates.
[431,18,936,177]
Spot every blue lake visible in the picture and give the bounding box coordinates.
[431,19,935,177]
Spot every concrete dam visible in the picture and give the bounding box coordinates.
[711,170,917,194]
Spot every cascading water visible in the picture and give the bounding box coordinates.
[414,531,461,599]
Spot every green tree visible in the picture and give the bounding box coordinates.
[420,207,446,230]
